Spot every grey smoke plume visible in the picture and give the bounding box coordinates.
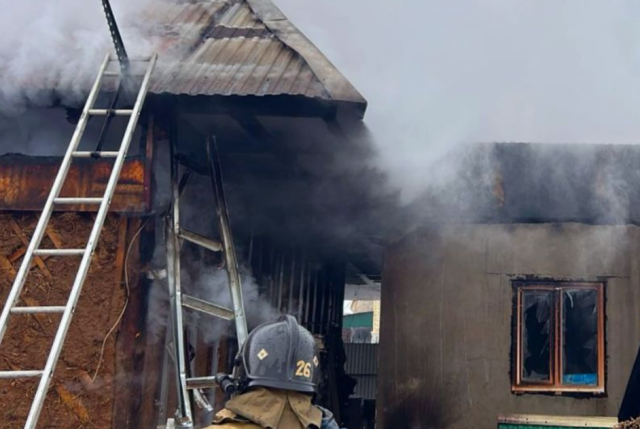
[146,265,279,344]
[183,265,280,344]
[0,0,156,113]
[146,218,280,344]
[274,0,640,204]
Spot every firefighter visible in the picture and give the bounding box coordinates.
[205,315,342,429]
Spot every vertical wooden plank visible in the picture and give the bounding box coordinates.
[144,116,154,212]
[111,217,148,429]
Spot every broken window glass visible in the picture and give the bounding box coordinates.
[562,289,598,386]
[521,290,552,383]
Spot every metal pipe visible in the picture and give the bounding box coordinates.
[206,136,248,347]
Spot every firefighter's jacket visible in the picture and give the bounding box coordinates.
[205,387,323,429]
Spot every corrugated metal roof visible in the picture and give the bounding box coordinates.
[137,0,364,104]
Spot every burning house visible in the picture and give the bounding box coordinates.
[0,1,381,428]
[377,143,640,429]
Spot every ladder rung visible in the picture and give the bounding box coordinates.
[187,376,218,390]
[104,70,145,78]
[72,151,119,158]
[54,198,103,205]
[11,306,66,314]
[182,295,234,320]
[0,370,43,379]
[33,249,85,256]
[88,109,133,116]
[109,55,152,63]
[179,229,223,252]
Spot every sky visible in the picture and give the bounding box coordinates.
[273,0,640,200]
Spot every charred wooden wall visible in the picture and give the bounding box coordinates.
[0,212,144,428]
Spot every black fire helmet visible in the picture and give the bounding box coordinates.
[237,315,319,393]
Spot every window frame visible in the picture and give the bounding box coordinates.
[513,281,605,394]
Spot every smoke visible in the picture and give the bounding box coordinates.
[0,0,157,113]
[145,216,280,345]
[145,265,279,345]
[274,0,640,204]
[182,265,280,344]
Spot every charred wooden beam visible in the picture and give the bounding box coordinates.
[0,155,149,213]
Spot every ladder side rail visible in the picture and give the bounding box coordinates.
[166,217,193,426]
[167,139,194,426]
[206,137,248,347]
[156,323,174,427]
[23,54,157,429]
[0,53,111,348]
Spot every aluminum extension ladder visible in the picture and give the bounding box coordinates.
[0,52,157,429]
[162,137,248,429]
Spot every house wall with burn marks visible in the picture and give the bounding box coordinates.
[378,223,640,429]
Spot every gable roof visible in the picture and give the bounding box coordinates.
[140,0,366,106]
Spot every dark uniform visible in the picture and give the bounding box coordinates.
[205,316,341,429]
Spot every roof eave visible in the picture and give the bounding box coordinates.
[245,0,368,111]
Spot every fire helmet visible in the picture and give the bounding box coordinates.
[236,315,319,393]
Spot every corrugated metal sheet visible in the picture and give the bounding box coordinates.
[351,376,377,400]
[138,0,348,101]
[345,343,378,374]
[344,343,378,400]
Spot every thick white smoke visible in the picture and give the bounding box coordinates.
[0,0,156,113]
[146,264,280,345]
[274,0,640,203]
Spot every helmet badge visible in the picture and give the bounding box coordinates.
[257,349,269,360]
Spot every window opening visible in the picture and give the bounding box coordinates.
[514,282,604,393]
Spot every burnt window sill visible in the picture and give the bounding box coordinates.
[512,385,606,398]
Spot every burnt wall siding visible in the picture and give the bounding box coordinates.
[378,224,640,429]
